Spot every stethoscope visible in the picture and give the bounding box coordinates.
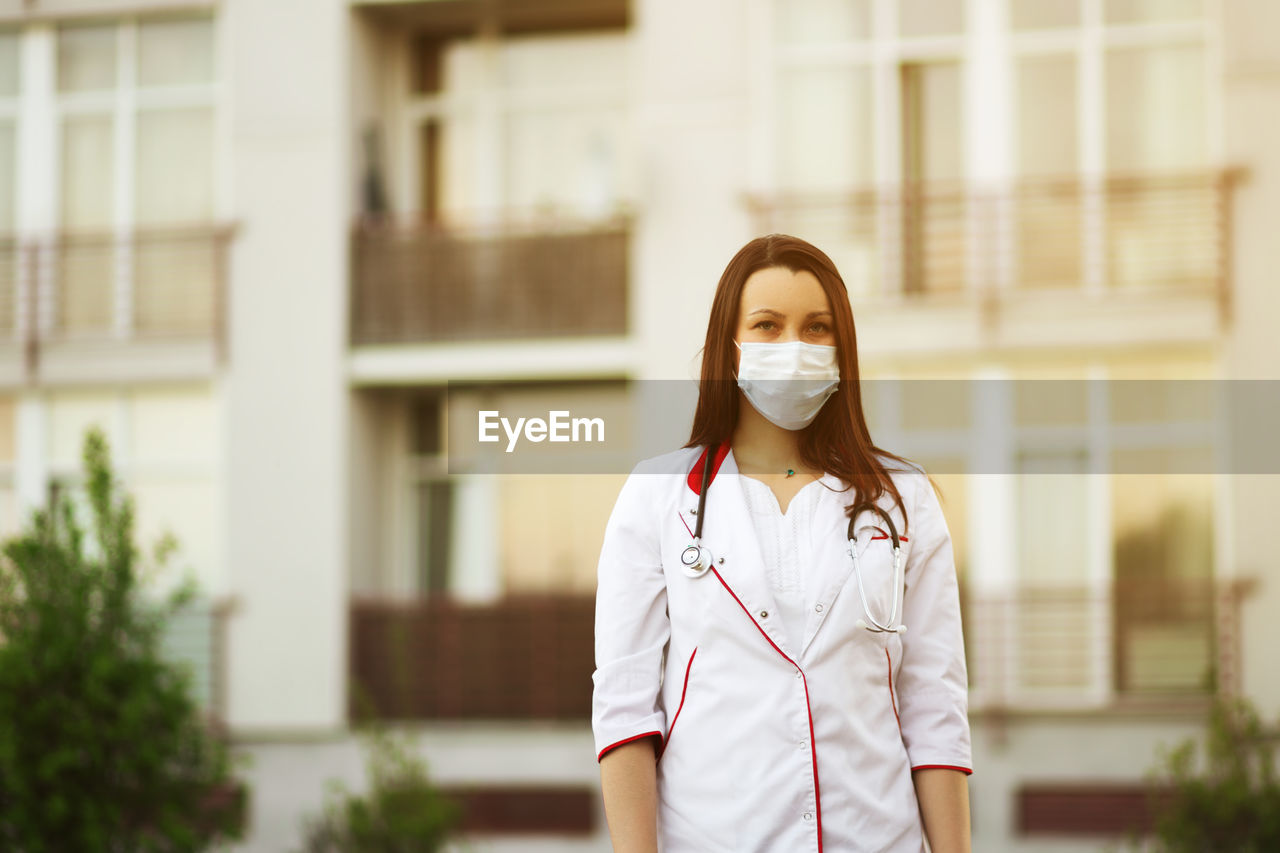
[680,448,907,634]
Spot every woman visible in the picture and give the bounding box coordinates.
[592,234,972,852]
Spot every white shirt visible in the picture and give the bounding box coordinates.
[738,474,825,658]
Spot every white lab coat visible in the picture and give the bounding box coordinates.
[592,444,972,853]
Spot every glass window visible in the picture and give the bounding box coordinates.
[777,0,872,44]
[1011,0,1080,30]
[1109,378,1214,425]
[61,116,115,229]
[58,23,117,93]
[504,106,629,218]
[1106,0,1203,24]
[0,122,15,233]
[901,61,964,182]
[1111,468,1213,693]
[1016,55,1077,177]
[416,480,454,597]
[1016,452,1090,586]
[501,32,628,93]
[136,107,214,225]
[138,15,215,87]
[1106,44,1207,172]
[901,61,965,293]
[1014,55,1081,289]
[899,0,965,38]
[901,379,971,431]
[1014,454,1094,691]
[1015,379,1088,427]
[0,31,20,96]
[778,65,873,190]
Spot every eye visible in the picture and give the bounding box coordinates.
[808,321,830,334]
[752,320,776,331]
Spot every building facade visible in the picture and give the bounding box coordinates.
[0,0,1275,850]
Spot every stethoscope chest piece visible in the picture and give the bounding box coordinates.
[681,544,711,578]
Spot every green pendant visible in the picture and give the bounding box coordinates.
[786,469,795,478]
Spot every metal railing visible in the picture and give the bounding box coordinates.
[964,578,1248,712]
[348,579,1245,722]
[350,217,630,345]
[0,224,234,377]
[349,595,596,721]
[747,170,1238,322]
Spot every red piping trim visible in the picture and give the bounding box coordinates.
[597,730,662,763]
[710,567,822,851]
[870,530,908,541]
[676,510,693,538]
[710,568,794,664]
[686,442,731,494]
[658,647,697,760]
[911,764,974,776]
[801,671,823,850]
[885,648,902,735]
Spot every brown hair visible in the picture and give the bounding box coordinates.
[685,233,920,534]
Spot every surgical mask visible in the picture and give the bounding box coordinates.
[734,340,840,430]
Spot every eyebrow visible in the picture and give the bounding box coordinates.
[747,309,834,319]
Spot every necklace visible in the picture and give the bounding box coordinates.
[785,469,796,478]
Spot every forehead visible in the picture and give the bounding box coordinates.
[739,266,831,313]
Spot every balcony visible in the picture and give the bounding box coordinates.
[747,170,1240,353]
[0,224,234,386]
[349,218,629,347]
[964,578,1249,714]
[347,580,1245,723]
[349,596,594,721]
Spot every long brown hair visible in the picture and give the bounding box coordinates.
[685,233,920,534]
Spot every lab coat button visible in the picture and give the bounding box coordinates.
[717,556,725,565]
[759,610,768,618]
[814,604,823,612]
[803,812,812,821]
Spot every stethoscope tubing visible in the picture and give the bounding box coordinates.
[681,446,907,633]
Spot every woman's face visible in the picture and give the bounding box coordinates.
[734,265,837,371]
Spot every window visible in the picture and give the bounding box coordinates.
[51,14,219,338]
[410,394,454,597]
[408,30,632,225]
[766,0,1214,297]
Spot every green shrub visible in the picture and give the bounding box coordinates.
[0,427,246,851]
[1142,696,1280,852]
[295,721,462,853]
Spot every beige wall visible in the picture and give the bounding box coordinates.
[1222,0,1280,717]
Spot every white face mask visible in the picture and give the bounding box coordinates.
[734,340,840,430]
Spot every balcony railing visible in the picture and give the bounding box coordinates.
[747,170,1238,322]
[349,217,629,345]
[349,595,595,721]
[0,224,234,378]
[964,578,1249,712]
[348,580,1245,722]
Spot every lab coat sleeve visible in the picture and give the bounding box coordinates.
[895,471,973,775]
[591,465,670,762]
